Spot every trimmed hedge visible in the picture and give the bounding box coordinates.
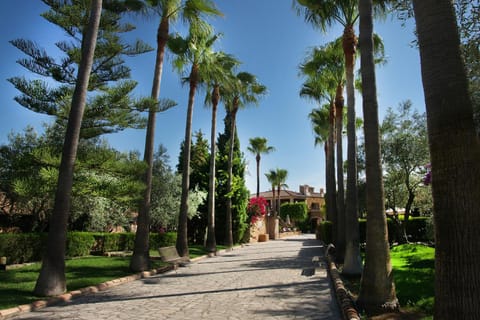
[317,217,431,244]
[280,202,308,221]
[0,231,177,265]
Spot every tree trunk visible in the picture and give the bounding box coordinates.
[256,154,261,198]
[357,0,398,315]
[176,64,199,257]
[206,85,219,254]
[326,122,337,244]
[34,0,102,296]
[335,84,345,237]
[413,1,480,318]
[225,106,238,249]
[131,15,169,273]
[342,23,357,263]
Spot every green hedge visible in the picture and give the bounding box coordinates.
[0,231,178,265]
[280,202,308,221]
[317,217,431,244]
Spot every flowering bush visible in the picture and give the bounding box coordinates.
[247,197,268,225]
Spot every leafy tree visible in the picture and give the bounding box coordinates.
[0,124,145,233]
[412,1,480,317]
[381,101,430,243]
[357,0,398,314]
[215,114,249,245]
[177,130,209,244]
[0,127,53,231]
[247,137,275,198]
[150,145,182,231]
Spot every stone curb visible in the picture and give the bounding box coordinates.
[325,250,361,320]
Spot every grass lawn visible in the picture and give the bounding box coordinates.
[390,244,435,318]
[341,243,434,319]
[0,244,226,310]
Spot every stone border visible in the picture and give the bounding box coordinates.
[325,248,361,320]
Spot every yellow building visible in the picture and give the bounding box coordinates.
[255,184,325,227]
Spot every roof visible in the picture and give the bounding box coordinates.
[255,189,324,199]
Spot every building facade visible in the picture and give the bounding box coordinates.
[255,184,325,228]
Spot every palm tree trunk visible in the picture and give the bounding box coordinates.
[357,0,398,314]
[225,106,238,249]
[176,63,199,257]
[34,0,102,296]
[326,104,337,247]
[413,1,480,318]
[206,85,219,254]
[335,84,345,233]
[131,15,169,273]
[256,154,261,198]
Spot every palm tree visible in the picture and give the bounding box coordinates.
[295,3,360,259]
[299,43,342,252]
[275,168,289,223]
[308,104,336,227]
[168,24,221,257]
[223,72,266,248]
[34,0,102,296]
[203,52,239,255]
[265,169,278,236]
[356,0,398,315]
[412,1,480,318]
[130,0,221,272]
[247,137,275,198]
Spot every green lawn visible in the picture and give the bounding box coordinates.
[341,243,434,319]
[0,244,225,310]
[390,244,435,317]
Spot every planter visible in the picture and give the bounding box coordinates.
[258,234,269,242]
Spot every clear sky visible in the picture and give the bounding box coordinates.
[0,0,424,195]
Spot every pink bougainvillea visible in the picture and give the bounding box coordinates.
[247,196,268,224]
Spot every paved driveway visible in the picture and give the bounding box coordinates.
[11,234,341,320]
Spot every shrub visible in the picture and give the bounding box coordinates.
[316,221,333,243]
[0,233,45,264]
[280,202,308,222]
[66,232,96,257]
[150,232,177,249]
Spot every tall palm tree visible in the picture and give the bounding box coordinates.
[34,0,102,296]
[308,104,336,214]
[247,137,275,198]
[295,0,389,271]
[275,168,289,223]
[130,0,221,272]
[265,169,278,236]
[295,3,360,261]
[412,1,480,318]
[299,43,342,252]
[203,52,239,255]
[356,0,398,315]
[168,24,221,257]
[223,72,266,248]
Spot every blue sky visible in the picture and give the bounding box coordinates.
[0,0,424,195]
